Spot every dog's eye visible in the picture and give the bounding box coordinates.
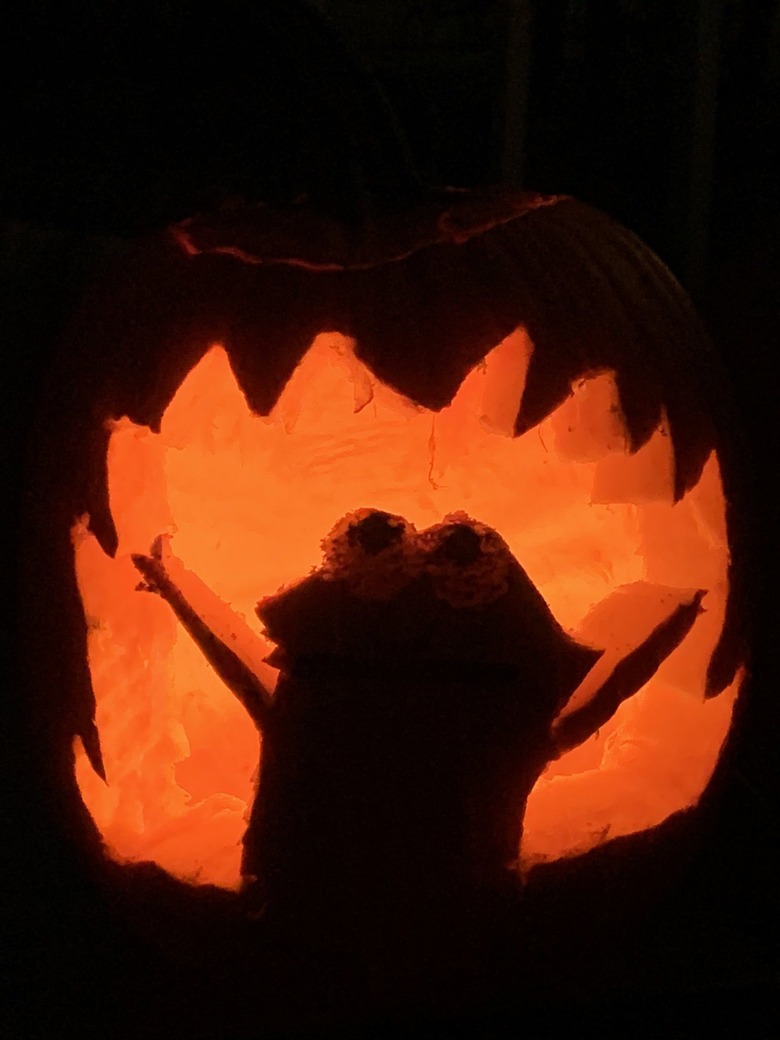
[429,523,483,566]
[346,510,407,556]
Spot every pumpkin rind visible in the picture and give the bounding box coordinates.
[18,190,745,879]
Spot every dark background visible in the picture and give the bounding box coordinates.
[2,1,778,1035]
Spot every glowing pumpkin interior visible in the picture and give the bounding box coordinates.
[73,330,737,889]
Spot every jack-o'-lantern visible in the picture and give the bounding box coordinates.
[18,187,748,1027]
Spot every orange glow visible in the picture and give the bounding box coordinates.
[73,333,736,888]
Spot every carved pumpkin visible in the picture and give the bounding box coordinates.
[18,187,748,1024]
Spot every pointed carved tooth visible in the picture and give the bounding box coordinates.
[105,418,173,557]
[477,326,533,436]
[160,345,247,449]
[592,421,674,505]
[329,334,375,414]
[79,720,107,784]
[429,370,481,485]
[430,326,532,484]
[270,332,421,433]
[550,371,628,462]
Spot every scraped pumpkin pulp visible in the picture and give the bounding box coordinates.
[73,331,736,888]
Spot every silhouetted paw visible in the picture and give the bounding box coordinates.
[131,535,170,593]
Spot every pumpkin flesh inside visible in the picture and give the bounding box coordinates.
[72,332,736,888]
